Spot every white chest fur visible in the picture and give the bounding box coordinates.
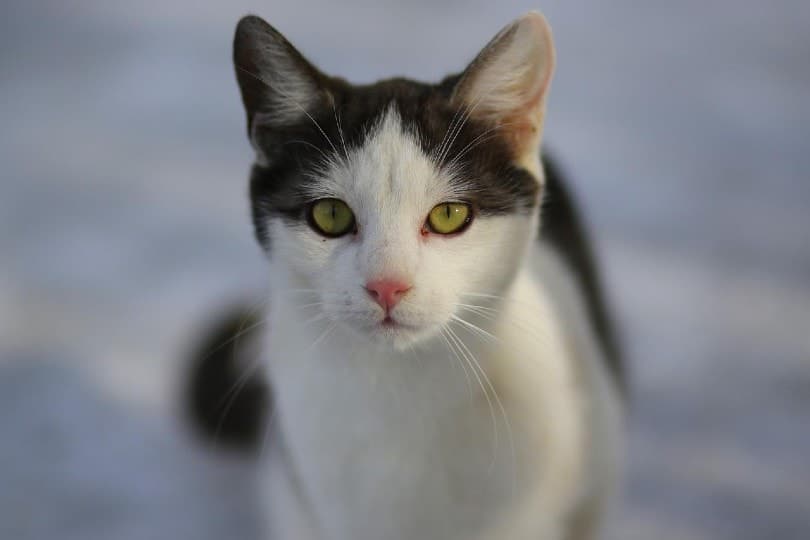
[260,243,621,540]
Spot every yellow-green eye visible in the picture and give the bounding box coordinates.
[309,198,355,237]
[427,202,472,235]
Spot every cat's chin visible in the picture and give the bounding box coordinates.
[358,319,438,351]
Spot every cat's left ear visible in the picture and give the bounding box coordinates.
[233,15,333,165]
[452,12,555,160]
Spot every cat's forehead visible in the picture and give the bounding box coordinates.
[309,78,540,214]
[312,105,461,208]
[248,78,540,248]
[301,76,460,168]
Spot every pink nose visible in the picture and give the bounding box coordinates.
[365,279,412,312]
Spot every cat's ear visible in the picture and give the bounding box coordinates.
[452,12,555,158]
[233,15,331,164]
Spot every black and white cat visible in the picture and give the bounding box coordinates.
[189,11,624,540]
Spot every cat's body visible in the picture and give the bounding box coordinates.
[188,11,623,540]
[262,241,621,540]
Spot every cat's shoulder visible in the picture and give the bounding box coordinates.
[539,154,626,395]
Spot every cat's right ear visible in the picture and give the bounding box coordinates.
[451,12,555,166]
[233,16,330,165]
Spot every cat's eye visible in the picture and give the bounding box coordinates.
[309,198,356,237]
[426,202,472,235]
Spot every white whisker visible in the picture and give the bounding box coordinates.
[450,313,499,344]
[447,322,516,488]
[214,358,263,440]
[443,325,500,470]
[332,100,350,164]
[439,327,475,404]
[236,65,341,158]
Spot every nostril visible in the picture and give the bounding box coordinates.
[391,286,410,299]
[365,278,412,310]
[365,286,380,300]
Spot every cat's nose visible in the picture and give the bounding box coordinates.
[365,279,412,312]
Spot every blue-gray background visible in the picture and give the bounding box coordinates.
[1,1,809,538]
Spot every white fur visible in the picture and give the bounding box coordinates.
[255,107,622,540]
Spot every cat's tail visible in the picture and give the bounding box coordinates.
[184,305,270,452]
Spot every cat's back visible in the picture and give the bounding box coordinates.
[539,156,624,395]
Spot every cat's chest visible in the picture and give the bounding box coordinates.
[265,329,555,540]
[262,266,588,540]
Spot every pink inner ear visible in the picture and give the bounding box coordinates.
[454,15,554,158]
[503,120,538,156]
[452,32,554,158]
[499,85,547,157]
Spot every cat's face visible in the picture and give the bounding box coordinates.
[234,13,555,349]
[265,107,538,348]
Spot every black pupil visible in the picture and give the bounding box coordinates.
[445,204,451,219]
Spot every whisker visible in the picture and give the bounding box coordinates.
[209,297,271,442]
[437,100,473,167]
[284,139,333,164]
[439,327,474,404]
[214,358,263,441]
[462,291,539,311]
[455,302,498,314]
[445,121,522,170]
[332,99,350,164]
[450,313,499,344]
[447,322,516,489]
[260,401,279,460]
[457,307,497,323]
[236,65,341,158]
[278,288,321,296]
[301,312,328,326]
[306,321,338,353]
[432,59,483,163]
[444,325,500,469]
[198,317,267,370]
[459,295,552,349]
[433,62,480,164]
[437,86,492,168]
[434,100,469,163]
[297,302,327,309]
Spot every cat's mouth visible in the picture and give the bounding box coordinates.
[339,310,443,349]
[378,315,413,330]
[366,315,422,344]
[344,309,435,348]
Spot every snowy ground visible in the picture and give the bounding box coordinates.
[2,1,809,538]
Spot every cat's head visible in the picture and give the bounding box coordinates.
[234,13,555,349]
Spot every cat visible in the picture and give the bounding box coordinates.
[186,10,624,540]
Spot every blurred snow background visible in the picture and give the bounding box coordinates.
[1,0,809,538]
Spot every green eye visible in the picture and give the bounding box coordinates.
[427,202,472,235]
[309,198,355,237]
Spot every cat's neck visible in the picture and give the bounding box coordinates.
[264,278,502,414]
[261,266,546,444]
